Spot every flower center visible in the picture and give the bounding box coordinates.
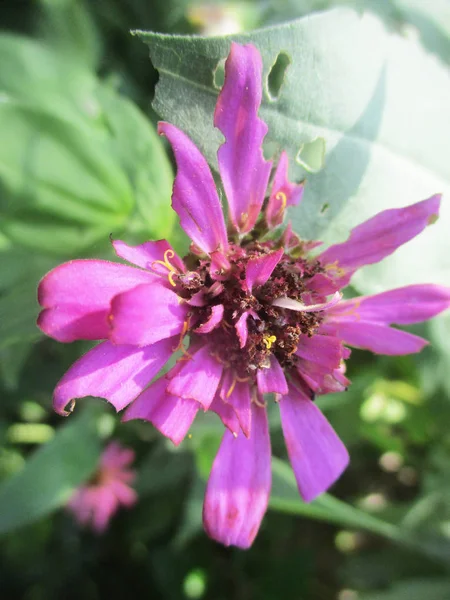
[176,241,326,379]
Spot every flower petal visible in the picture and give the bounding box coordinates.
[266,152,304,228]
[295,334,343,370]
[329,284,450,325]
[256,355,289,395]
[194,304,224,333]
[214,42,272,233]
[113,239,185,277]
[220,371,252,437]
[235,310,258,348]
[245,249,284,293]
[53,337,175,416]
[109,283,188,346]
[203,404,271,548]
[318,195,441,286]
[273,292,342,312]
[167,345,223,409]
[328,320,428,355]
[123,377,199,446]
[210,393,241,436]
[37,260,153,342]
[158,122,228,254]
[280,384,349,502]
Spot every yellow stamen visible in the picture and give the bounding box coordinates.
[274,191,287,218]
[235,375,250,383]
[262,334,277,350]
[226,378,237,399]
[172,319,190,353]
[324,260,346,278]
[152,249,179,287]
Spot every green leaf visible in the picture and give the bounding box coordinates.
[0,408,102,535]
[0,98,135,255]
[139,8,450,293]
[361,578,450,600]
[0,34,175,252]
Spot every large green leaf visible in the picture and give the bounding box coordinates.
[0,408,102,535]
[0,34,174,253]
[139,8,450,294]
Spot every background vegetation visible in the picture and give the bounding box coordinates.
[0,0,450,598]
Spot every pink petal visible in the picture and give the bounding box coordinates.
[318,195,441,286]
[100,442,135,470]
[158,122,228,254]
[109,480,138,507]
[328,320,428,355]
[123,377,199,446]
[329,284,450,325]
[295,334,343,370]
[37,260,153,342]
[235,310,258,348]
[91,487,118,533]
[210,393,241,436]
[167,346,223,409]
[256,355,288,395]
[53,337,176,416]
[109,283,188,346]
[214,43,272,233]
[220,371,252,437]
[280,384,349,502]
[194,304,224,333]
[266,151,304,228]
[203,404,271,548]
[245,248,284,293]
[272,291,342,312]
[113,239,185,277]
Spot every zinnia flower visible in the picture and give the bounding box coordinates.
[38,42,450,549]
[66,442,136,533]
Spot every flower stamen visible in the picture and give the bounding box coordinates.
[262,334,277,350]
[152,249,179,287]
[274,191,287,219]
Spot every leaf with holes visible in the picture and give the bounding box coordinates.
[138,8,450,294]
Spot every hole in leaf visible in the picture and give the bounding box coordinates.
[267,52,291,100]
[296,137,326,173]
[213,58,226,90]
[320,203,329,214]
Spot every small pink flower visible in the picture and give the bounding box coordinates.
[38,43,450,549]
[66,442,137,533]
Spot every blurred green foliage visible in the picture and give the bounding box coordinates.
[0,0,449,599]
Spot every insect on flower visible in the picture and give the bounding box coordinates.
[38,42,450,548]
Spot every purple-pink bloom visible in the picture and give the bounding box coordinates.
[66,442,137,533]
[38,42,450,549]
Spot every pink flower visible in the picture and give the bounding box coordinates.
[66,442,137,533]
[38,43,450,549]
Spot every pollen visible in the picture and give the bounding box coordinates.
[275,191,287,218]
[262,334,277,350]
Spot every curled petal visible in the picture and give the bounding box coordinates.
[266,152,304,228]
[215,42,272,233]
[329,284,450,325]
[194,304,224,333]
[37,260,153,342]
[245,249,284,293]
[123,377,199,446]
[158,122,228,254]
[235,310,259,349]
[280,384,349,502]
[318,195,441,286]
[203,404,271,548]
[53,338,175,416]
[273,291,342,312]
[109,283,189,347]
[167,345,223,409]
